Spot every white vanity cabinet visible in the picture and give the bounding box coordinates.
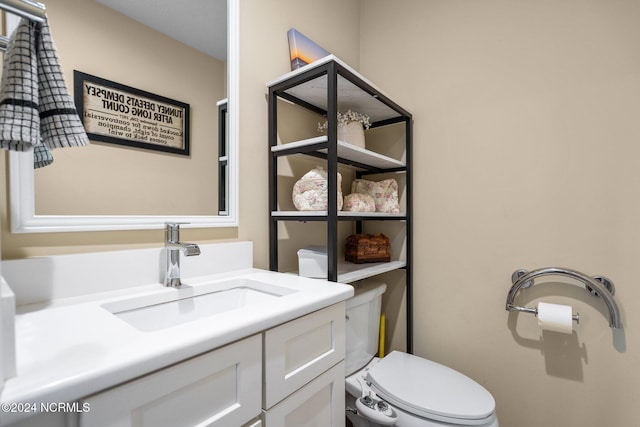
[6,302,347,427]
[262,302,346,427]
[79,334,262,427]
[262,362,344,427]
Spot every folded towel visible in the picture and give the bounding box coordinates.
[33,144,53,168]
[36,19,89,150]
[0,18,89,166]
[0,19,39,152]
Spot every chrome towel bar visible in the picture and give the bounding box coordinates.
[0,0,45,22]
[0,0,46,51]
[505,267,622,329]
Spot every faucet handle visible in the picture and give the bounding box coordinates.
[165,222,189,243]
[165,221,190,228]
[165,221,190,232]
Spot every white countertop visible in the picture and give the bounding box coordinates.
[0,268,353,426]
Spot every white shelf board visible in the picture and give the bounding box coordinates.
[266,55,409,123]
[291,260,406,284]
[272,136,405,170]
[272,211,406,218]
[337,260,406,283]
[268,55,382,95]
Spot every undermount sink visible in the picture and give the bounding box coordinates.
[102,277,298,332]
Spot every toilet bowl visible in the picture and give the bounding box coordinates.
[345,282,498,427]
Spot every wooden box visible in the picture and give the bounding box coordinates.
[345,233,391,264]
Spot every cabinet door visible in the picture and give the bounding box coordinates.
[79,335,261,427]
[263,361,345,427]
[263,302,345,409]
[5,412,73,427]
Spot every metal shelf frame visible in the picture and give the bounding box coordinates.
[268,58,413,353]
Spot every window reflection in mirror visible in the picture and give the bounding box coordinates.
[217,99,228,215]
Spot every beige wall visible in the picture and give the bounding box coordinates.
[35,0,225,216]
[237,0,362,269]
[3,0,637,424]
[360,0,640,425]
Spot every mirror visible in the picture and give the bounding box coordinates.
[8,0,239,232]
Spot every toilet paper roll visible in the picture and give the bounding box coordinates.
[537,302,573,334]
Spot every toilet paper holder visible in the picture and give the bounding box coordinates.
[505,267,622,329]
[508,301,580,324]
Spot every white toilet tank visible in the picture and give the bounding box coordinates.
[345,281,387,376]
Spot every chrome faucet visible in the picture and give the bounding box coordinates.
[164,222,201,287]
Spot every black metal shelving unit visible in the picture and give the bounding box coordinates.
[267,56,413,353]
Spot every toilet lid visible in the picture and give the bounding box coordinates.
[366,351,496,425]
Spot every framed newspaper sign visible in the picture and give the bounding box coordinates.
[74,71,190,155]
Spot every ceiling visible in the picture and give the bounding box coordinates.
[95,0,227,61]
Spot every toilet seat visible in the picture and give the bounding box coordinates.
[366,351,496,426]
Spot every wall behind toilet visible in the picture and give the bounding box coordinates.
[359,1,640,426]
[3,1,639,425]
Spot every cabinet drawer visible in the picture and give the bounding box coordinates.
[263,302,345,409]
[262,361,345,427]
[5,412,70,427]
[80,335,261,427]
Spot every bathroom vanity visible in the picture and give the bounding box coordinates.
[0,242,352,427]
[81,303,345,427]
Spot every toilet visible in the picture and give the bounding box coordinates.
[345,282,499,427]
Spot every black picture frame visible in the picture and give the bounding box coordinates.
[74,70,190,156]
